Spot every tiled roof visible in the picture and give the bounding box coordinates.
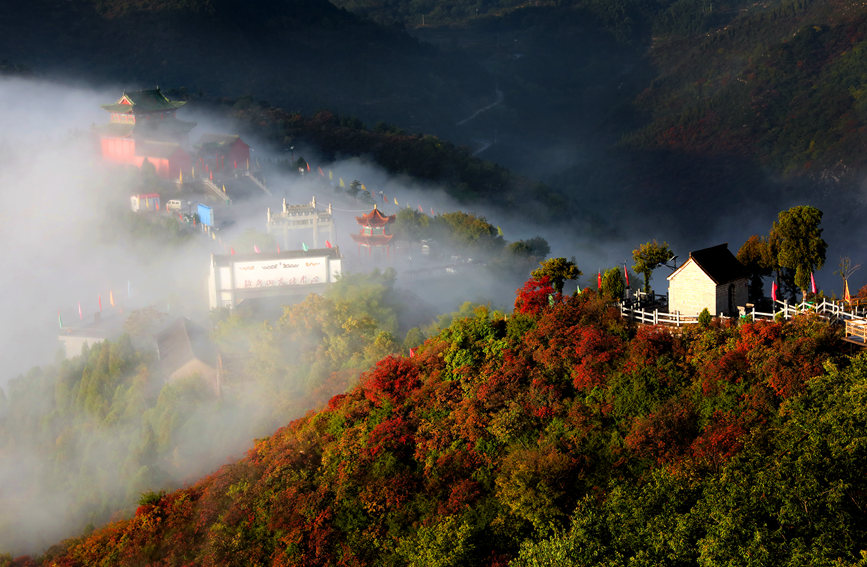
[686,243,750,284]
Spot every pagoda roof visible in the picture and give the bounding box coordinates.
[101,88,187,114]
[355,206,395,227]
[350,233,394,245]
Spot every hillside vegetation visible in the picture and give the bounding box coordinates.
[24,282,866,566]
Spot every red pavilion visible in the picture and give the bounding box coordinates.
[350,205,395,255]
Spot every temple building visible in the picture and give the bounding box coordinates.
[195,134,251,173]
[96,87,196,178]
[350,205,395,255]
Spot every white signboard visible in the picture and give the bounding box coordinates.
[232,257,328,289]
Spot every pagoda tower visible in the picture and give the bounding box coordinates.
[96,87,195,178]
[350,205,395,256]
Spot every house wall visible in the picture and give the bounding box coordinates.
[714,278,749,316]
[668,260,717,317]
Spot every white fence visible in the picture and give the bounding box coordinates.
[620,298,867,329]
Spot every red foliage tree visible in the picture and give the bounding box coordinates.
[514,276,557,316]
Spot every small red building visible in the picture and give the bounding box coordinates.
[350,205,395,255]
[96,88,195,179]
[195,134,251,172]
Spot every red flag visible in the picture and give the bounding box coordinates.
[772,281,778,302]
[810,272,817,294]
[78,302,82,320]
[383,194,387,203]
[230,247,236,256]
[624,265,630,287]
[430,208,435,216]
[325,240,332,248]
[98,295,102,312]
[306,162,311,172]
[318,167,324,176]
[418,204,424,213]
[845,280,852,303]
[277,245,281,254]
[409,347,417,358]
[597,271,602,290]
[254,244,260,254]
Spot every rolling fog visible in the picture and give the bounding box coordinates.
[2,67,867,554]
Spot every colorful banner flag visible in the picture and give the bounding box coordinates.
[318,167,324,176]
[302,243,309,252]
[78,302,82,320]
[339,177,345,188]
[230,247,236,256]
[254,244,260,254]
[98,295,102,312]
[325,240,332,248]
[624,265,630,287]
[394,197,399,206]
[772,281,778,303]
[497,225,504,237]
[329,170,333,180]
[597,271,602,290]
[58,312,63,329]
[430,208,435,216]
[383,194,387,203]
[409,347,417,358]
[418,204,424,213]
[277,245,281,253]
[810,272,817,294]
[110,289,115,307]
[306,162,311,172]
[845,280,852,303]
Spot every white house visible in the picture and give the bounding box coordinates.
[667,243,749,317]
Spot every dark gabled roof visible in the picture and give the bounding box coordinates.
[687,243,750,284]
[101,88,187,113]
[155,318,216,375]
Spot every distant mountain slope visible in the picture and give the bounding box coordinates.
[0,0,490,133]
[631,0,867,178]
[32,290,867,566]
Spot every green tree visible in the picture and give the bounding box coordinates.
[531,257,581,294]
[507,237,550,259]
[392,209,430,242]
[632,240,673,293]
[737,235,775,303]
[769,206,827,296]
[600,267,626,299]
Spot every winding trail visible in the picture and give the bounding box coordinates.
[456,88,504,126]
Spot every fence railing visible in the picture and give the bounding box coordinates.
[845,319,867,343]
[620,298,867,330]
